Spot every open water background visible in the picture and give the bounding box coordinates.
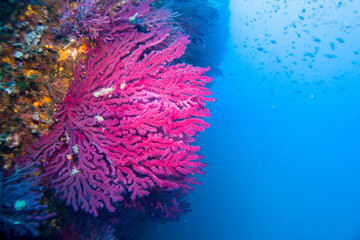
[142,1,360,239]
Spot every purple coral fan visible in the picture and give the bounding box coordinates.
[61,0,176,42]
[0,159,55,237]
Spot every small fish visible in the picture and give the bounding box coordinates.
[257,47,264,51]
[353,51,359,55]
[304,52,315,58]
[313,38,321,43]
[270,40,277,44]
[314,81,324,86]
[314,47,319,54]
[325,54,337,59]
[330,42,335,51]
[336,38,344,43]
[291,90,302,94]
[338,86,346,91]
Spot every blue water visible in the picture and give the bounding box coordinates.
[142,1,360,239]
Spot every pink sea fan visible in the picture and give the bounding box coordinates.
[29,29,213,217]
